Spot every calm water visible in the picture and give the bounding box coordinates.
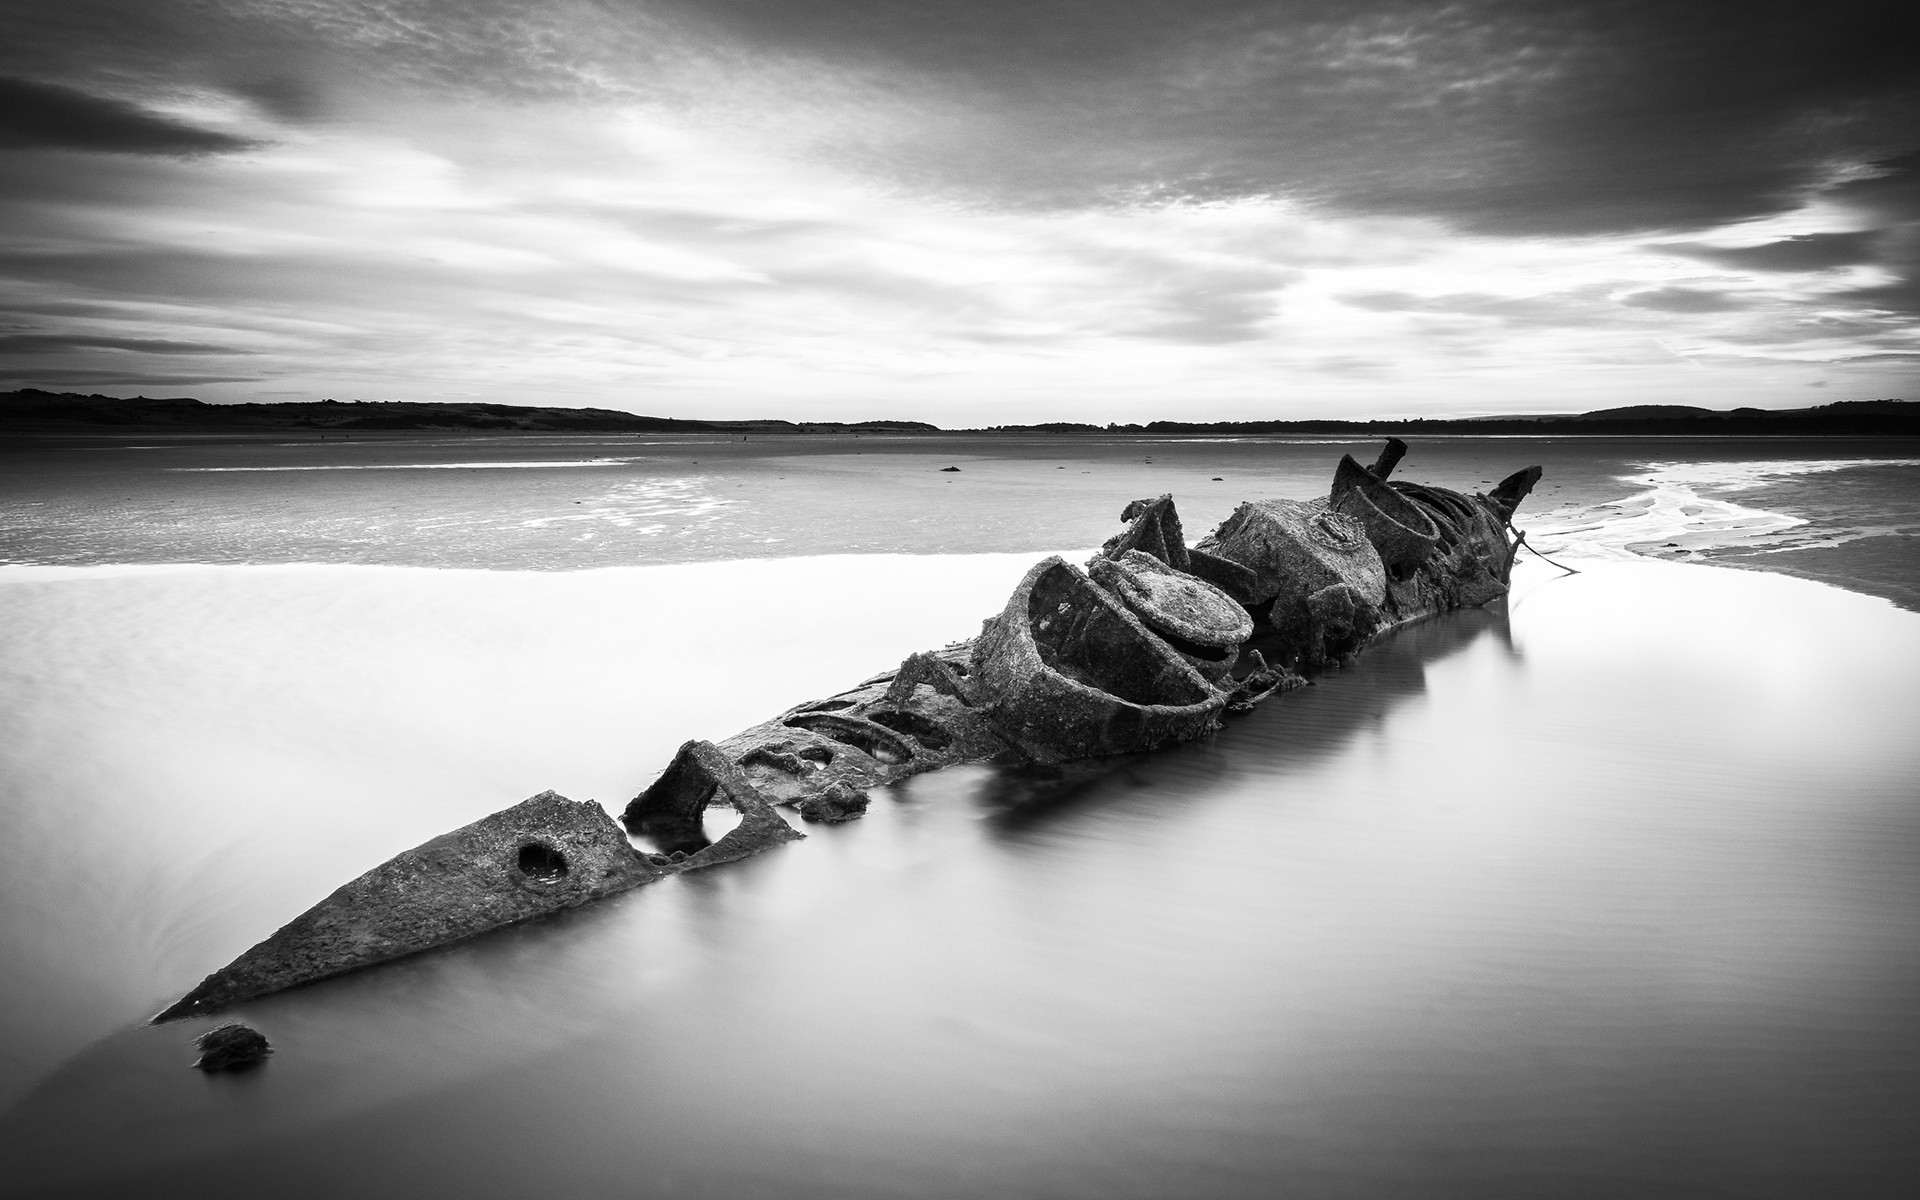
[1,434,1917,1197]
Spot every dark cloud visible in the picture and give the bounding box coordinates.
[1664,232,1882,272]
[1838,276,1920,314]
[0,1,672,115]
[0,0,1915,408]
[1814,155,1920,316]
[1830,351,1920,364]
[0,299,143,319]
[1339,288,1619,327]
[2,1,1914,239]
[1829,152,1920,221]
[1128,303,1270,345]
[1119,266,1292,345]
[0,76,254,155]
[228,77,325,122]
[576,204,842,248]
[656,1,1920,237]
[0,244,442,312]
[1305,355,1397,379]
[6,2,1915,238]
[0,332,253,354]
[1619,287,1752,313]
[0,368,264,386]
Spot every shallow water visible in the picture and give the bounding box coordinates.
[1,554,1917,1198]
[2,435,1918,1197]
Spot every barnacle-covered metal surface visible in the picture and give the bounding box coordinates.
[1089,549,1252,684]
[1331,452,1444,574]
[155,442,1540,1021]
[155,792,668,1021]
[973,555,1230,759]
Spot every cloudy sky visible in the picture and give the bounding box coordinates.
[1,1,1915,423]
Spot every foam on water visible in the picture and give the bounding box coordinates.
[515,477,741,530]
[1523,457,1920,560]
[172,458,652,471]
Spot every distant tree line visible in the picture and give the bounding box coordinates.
[4,389,1913,437]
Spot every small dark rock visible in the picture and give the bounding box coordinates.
[796,782,871,823]
[940,466,961,472]
[194,1022,271,1072]
[1212,477,1223,481]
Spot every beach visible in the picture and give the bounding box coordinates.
[1,434,1917,1197]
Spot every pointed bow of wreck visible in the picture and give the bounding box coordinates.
[154,792,665,1022]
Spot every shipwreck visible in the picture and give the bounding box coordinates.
[154,440,1542,1023]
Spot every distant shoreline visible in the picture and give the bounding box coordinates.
[4,388,1917,439]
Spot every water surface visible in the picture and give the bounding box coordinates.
[1,434,1917,1197]
[8,431,1914,584]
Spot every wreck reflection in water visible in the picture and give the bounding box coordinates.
[977,609,1513,824]
[2,555,1918,1198]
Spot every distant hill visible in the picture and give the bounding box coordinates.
[0,391,939,435]
[987,399,1918,437]
[0,390,712,432]
[3,388,1912,437]
[1563,404,1722,421]
[1482,400,1920,424]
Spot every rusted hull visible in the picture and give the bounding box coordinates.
[155,444,1540,1022]
[973,556,1228,759]
[155,792,665,1021]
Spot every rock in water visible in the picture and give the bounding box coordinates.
[193,1022,271,1071]
[154,791,666,1021]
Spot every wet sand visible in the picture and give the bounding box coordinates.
[6,431,1915,606]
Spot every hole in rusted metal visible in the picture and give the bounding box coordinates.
[516,842,569,881]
